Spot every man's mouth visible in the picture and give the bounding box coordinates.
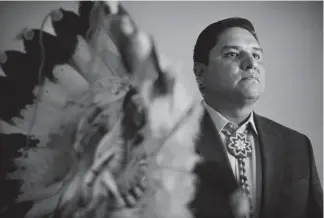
[241,76,259,82]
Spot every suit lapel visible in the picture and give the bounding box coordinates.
[253,128,263,218]
[196,109,237,189]
[190,109,238,217]
[254,114,284,218]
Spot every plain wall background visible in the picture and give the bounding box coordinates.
[0,1,322,183]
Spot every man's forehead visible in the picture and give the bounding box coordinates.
[214,27,261,51]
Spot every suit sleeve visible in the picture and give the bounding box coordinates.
[305,136,323,218]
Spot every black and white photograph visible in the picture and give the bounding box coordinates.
[0,1,322,218]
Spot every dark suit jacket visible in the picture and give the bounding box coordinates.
[189,110,323,218]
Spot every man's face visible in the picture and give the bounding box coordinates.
[203,27,265,103]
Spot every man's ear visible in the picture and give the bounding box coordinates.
[193,62,206,77]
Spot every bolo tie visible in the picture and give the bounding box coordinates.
[222,122,253,217]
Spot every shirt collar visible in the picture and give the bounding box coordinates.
[202,100,258,135]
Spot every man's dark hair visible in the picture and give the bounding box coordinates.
[193,17,259,66]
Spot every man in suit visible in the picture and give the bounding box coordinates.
[189,17,323,218]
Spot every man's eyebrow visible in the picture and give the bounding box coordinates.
[253,47,263,53]
[220,45,263,53]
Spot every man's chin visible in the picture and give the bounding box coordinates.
[239,91,262,103]
[241,85,263,97]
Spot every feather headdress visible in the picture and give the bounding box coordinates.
[0,1,204,218]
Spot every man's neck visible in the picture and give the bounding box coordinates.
[204,95,256,125]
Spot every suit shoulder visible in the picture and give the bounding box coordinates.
[256,115,309,141]
[256,115,314,167]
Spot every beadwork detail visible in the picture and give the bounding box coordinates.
[222,123,254,217]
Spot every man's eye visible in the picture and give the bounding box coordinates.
[253,53,261,59]
[225,52,239,58]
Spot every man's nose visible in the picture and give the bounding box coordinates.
[240,54,257,70]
